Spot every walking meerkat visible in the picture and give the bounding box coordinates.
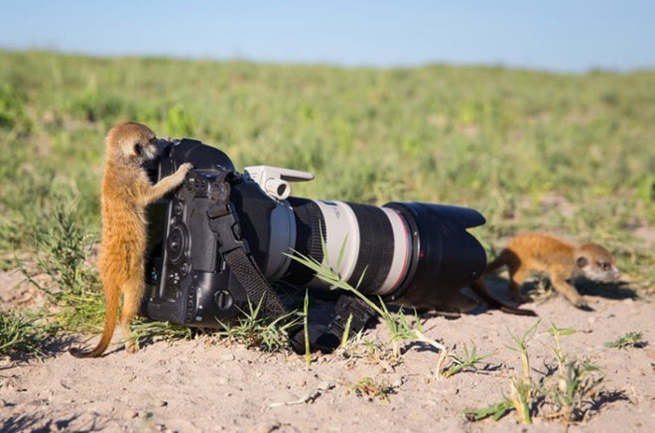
[70,122,193,358]
[471,233,620,311]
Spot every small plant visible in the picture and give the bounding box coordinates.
[604,331,646,349]
[435,342,494,379]
[217,296,298,352]
[20,202,105,333]
[347,377,393,402]
[506,320,540,380]
[340,313,354,348]
[466,322,611,425]
[0,309,56,359]
[303,289,311,365]
[464,399,513,422]
[544,359,604,422]
[548,322,576,372]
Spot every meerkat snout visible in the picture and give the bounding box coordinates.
[576,243,620,282]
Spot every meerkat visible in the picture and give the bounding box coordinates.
[471,233,620,311]
[70,122,193,358]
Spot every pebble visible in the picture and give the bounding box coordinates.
[220,353,235,362]
[167,418,201,433]
[392,378,403,388]
[252,419,281,433]
[155,399,168,407]
[317,381,335,391]
[123,410,138,419]
[217,376,229,385]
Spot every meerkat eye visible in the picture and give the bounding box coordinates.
[598,261,610,271]
[134,142,143,156]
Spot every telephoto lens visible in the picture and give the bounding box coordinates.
[281,198,487,311]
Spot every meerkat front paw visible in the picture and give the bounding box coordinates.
[173,162,194,183]
[178,162,194,176]
[574,297,594,311]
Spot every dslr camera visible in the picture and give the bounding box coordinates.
[143,139,487,331]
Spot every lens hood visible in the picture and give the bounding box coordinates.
[383,203,487,311]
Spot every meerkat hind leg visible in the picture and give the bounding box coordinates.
[507,265,531,303]
[120,278,145,353]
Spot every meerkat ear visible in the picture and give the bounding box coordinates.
[134,142,143,156]
[576,256,588,268]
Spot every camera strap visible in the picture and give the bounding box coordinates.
[207,174,377,354]
[207,175,288,320]
[288,294,378,354]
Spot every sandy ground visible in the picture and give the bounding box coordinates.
[1,270,654,433]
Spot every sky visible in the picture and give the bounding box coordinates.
[1,1,654,72]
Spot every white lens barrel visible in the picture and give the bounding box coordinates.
[308,200,411,295]
[312,200,361,285]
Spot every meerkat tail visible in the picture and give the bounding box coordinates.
[484,250,510,274]
[69,282,120,358]
[469,278,537,317]
[499,305,537,316]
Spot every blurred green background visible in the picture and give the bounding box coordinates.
[1,50,653,288]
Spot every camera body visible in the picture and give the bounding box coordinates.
[143,139,488,328]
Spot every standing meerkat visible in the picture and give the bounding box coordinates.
[472,233,620,311]
[70,122,193,358]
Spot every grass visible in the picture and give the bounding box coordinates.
[604,331,647,349]
[466,322,616,425]
[0,309,57,359]
[1,51,655,275]
[216,297,299,352]
[20,202,105,334]
[435,342,494,379]
[346,377,393,402]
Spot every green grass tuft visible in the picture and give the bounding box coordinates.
[217,297,299,352]
[0,309,57,359]
[604,331,647,349]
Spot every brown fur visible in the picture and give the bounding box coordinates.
[472,233,619,311]
[70,122,192,358]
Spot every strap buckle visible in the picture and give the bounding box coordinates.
[207,180,250,256]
